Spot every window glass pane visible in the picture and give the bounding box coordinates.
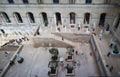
[23,0,28,4]
[8,0,14,4]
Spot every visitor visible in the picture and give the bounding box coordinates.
[90,52,92,56]
[48,70,51,76]
[109,66,113,72]
[109,38,116,48]
[75,51,78,55]
[107,52,111,57]
[9,60,15,66]
[106,23,110,31]
[37,31,40,35]
[62,37,64,41]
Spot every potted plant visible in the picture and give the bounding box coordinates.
[49,48,59,61]
[113,45,119,54]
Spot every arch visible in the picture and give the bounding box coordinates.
[69,0,75,4]
[104,0,111,4]
[0,12,11,23]
[84,13,90,24]
[26,12,35,23]
[70,12,76,24]
[99,13,106,27]
[55,12,62,25]
[53,0,59,4]
[41,12,48,26]
[86,0,92,4]
[13,12,23,23]
[38,0,43,4]
[8,0,14,4]
[23,0,28,4]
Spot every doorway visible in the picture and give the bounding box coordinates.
[70,12,75,24]
[99,13,106,27]
[84,13,90,24]
[55,12,62,25]
[41,12,48,26]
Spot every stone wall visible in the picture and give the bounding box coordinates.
[0,0,120,4]
[0,0,120,40]
[0,0,108,4]
[0,5,119,27]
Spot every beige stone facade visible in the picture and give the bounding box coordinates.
[0,1,120,41]
[0,0,120,77]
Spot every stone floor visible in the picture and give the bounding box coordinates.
[95,33,120,76]
[1,26,102,77]
[4,42,100,77]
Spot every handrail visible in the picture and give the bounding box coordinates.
[91,34,111,76]
[33,26,40,36]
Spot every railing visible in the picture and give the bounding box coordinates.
[52,34,74,47]
[90,34,111,76]
[0,3,118,5]
[33,26,40,36]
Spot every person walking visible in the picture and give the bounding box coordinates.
[109,38,116,48]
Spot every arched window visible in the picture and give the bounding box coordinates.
[27,12,35,23]
[99,13,106,27]
[38,0,43,4]
[69,0,75,4]
[41,12,48,26]
[84,13,90,24]
[104,0,111,4]
[14,12,23,23]
[55,12,62,25]
[86,0,92,4]
[23,0,28,4]
[0,12,11,23]
[53,0,59,4]
[70,12,75,24]
[8,0,14,4]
